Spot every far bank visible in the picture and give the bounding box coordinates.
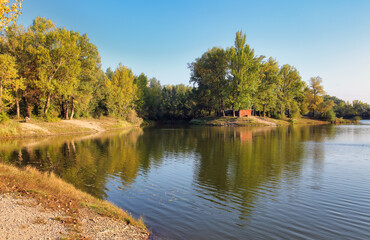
[189,116,331,127]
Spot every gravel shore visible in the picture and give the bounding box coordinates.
[0,194,149,239]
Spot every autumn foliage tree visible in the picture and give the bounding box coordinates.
[0,0,22,31]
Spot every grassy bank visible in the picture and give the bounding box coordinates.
[0,117,141,139]
[0,163,148,238]
[189,116,329,126]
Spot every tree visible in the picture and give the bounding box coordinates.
[134,73,148,117]
[105,64,137,118]
[36,24,81,117]
[71,33,102,119]
[0,0,22,31]
[306,76,325,117]
[0,53,18,113]
[189,47,229,116]
[276,64,304,118]
[229,31,261,116]
[1,23,40,117]
[144,77,162,120]
[255,57,279,117]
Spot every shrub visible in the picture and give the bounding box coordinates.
[126,109,142,125]
[353,116,362,122]
[43,112,60,122]
[0,112,9,123]
[325,109,336,122]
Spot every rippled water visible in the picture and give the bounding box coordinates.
[1,124,369,239]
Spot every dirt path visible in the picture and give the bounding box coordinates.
[62,119,105,132]
[251,116,278,126]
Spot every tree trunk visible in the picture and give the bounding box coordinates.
[64,100,69,120]
[70,97,74,120]
[222,110,225,117]
[263,105,266,117]
[16,99,20,119]
[24,98,32,118]
[233,109,236,117]
[44,93,51,116]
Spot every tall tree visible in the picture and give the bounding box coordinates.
[36,23,81,117]
[1,23,40,117]
[276,64,304,118]
[306,76,325,117]
[71,33,101,119]
[134,73,148,117]
[189,47,229,116]
[255,57,279,117]
[229,31,261,116]
[0,53,18,113]
[105,64,137,118]
[145,77,162,120]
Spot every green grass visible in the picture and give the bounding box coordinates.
[0,121,21,137]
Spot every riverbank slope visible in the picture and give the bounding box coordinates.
[0,117,141,139]
[189,116,329,126]
[0,163,149,239]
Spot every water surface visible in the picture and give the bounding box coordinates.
[1,125,369,239]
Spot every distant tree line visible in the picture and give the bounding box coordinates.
[0,18,368,122]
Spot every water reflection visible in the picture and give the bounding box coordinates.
[0,126,325,201]
[1,125,369,239]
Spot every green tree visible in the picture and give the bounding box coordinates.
[1,23,40,117]
[276,64,304,118]
[306,76,325,117]
[33,19,81,117]
[255,57,279,117]
[105,64,137,118]
[134,73,148,117]
[0,53,18,112]
[71,33,102,119]
[229,31,261,116]
[189,47,230,116]
[144,77,162,120]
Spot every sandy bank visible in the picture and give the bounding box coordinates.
[0,163,149,239]
[0,117,141,139]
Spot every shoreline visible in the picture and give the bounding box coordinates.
[189,116,330,127]
[0,117,141,140]
[0,163,149,239]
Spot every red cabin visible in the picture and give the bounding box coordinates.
[238,109,252,117]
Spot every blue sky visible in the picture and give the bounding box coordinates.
[17,0,370,103]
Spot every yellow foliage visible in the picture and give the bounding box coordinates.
[0,0,23,30]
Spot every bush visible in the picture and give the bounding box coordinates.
[126,109,142,125]
[43,112,60,122]
[353,116,362,122]
[325,109,336,122]
[0,112,9,123]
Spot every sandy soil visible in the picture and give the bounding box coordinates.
[0,194,68,239]
[62,119,105,132]
[0,194,149,240]
[20,123,51,135]
[251,116,278,126]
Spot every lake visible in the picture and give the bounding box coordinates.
[1,123,369,239]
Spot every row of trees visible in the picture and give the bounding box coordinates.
[0,16,368,122]
[0,17,142,121]
[189,31,338,119]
